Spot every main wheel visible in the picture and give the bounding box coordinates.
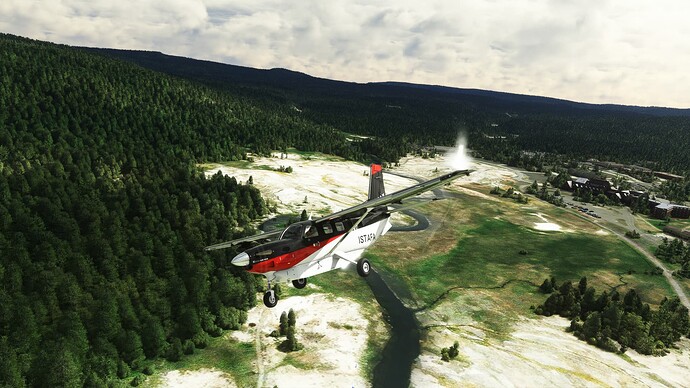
[263,290,278,308]
[357,259,371,277]
[292,278,308,289]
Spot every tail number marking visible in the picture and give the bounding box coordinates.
[358,233,376,244]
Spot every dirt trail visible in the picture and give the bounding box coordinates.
[253,311,266,388]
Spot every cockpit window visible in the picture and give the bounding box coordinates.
[304,225,318,239]
[281,223,303,240]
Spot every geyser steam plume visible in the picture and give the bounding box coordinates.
[446,133,473,171]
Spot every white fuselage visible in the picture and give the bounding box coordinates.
[268,217,392,283]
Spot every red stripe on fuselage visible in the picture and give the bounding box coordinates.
[249,234,344,274]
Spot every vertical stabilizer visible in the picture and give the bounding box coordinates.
[368,164,386,200]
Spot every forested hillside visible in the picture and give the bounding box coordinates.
[94,48,690,174]
[0,33,365,386]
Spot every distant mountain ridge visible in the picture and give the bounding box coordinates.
[85,47,690,117]
[380,81,690,117]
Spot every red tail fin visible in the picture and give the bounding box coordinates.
[368,164,386,200]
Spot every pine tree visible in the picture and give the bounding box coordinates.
[280,311,288,336]
[578,277,588,296]
[288,309,296,327]
[539,278,554,293]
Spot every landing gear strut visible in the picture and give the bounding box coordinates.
[292,278,308,289]
[263,279,278,308]
[357,258,371,277]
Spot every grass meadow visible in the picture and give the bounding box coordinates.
[368,188,675,336]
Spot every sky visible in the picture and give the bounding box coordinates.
[2,0,690,108]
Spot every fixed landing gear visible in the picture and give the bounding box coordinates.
[263,289,278,308]
[292,278,307,289]
[263,278,279,308]
[357,258,371,277]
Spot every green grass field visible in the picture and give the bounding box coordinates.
[402,217,669,305]
[369,191,675,337]
[646,216,690,231]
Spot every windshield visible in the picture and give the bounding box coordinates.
[280,223,303,240]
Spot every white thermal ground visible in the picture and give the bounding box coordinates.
[160,369,236,388]
[532,213,563,231]
[205,155,420,215]
[412,316,690,388]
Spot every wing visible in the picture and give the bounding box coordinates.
[320,169,472,221]
[204,229,282,251]
[205,168,471,251]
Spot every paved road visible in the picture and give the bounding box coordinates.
[604,224,690,313]
[561,201,690,315]
[389,208,429,232]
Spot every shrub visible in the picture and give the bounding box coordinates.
[130,374,146,387]
[183,340,195,355]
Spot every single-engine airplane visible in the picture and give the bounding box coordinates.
[205,164,471,307]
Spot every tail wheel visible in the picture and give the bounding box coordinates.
[357,259,371,277]
[263,290,278,308]
[292,278,308,289]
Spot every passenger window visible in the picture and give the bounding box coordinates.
[334,222,345,232]
[322,224,333,234]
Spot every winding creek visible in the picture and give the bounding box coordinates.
[367,208,430,387]
[366,268,420,388]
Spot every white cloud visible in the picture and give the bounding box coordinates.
[1,0,690,107]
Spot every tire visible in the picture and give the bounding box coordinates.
[263,290,278,308]
[357,259,371,277]
[292,278,308,289]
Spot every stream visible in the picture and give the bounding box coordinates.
[366,269,420,388]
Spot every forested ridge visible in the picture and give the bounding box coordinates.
[93,46,690,174]
[0,33,369,386]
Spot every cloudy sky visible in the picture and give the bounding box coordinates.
[2,0,690,108]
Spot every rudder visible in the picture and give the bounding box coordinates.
[368,164,386,200]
